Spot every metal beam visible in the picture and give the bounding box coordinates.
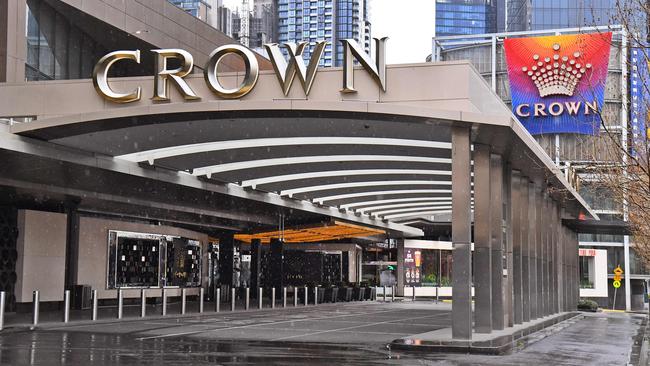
[241,169,453,188]
[193,155,452,177]
[280,180,453,197]
[116,137,452,163]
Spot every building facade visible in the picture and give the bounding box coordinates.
[435,0,505,37]
[277,0,371,67]
[506,0,618,32]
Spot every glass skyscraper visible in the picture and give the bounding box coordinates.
[277,0,371,67]
[507,0,619,32]
[435,0,505,37]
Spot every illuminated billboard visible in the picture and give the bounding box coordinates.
[504,32,612,135]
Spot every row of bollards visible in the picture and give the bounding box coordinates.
[13,286,381,328]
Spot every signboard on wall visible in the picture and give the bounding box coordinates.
[504,32,612,135]
[404,248,422,287]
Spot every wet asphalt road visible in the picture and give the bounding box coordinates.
[0,302,644,365]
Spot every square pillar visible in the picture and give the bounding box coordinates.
[451,125,473,340]
[511,171,523,325]
[473,144,492,333]
[535,186,544,318]
[503,165,514,328]
[490,154,504,331]
[543,195,550,316]
[0,0,27,82]
[250,239,262,292]
[528,182,538,320]
[521,179,531,322]
[269,238,284,290]
[397,239,405,297]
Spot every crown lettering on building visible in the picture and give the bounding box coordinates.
[521,43,592,97]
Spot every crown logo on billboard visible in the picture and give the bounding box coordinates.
[521,43,592,97]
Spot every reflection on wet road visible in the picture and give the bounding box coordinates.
[0,302,643,365]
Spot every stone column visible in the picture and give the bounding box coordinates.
[490,154,504,331]
[536,187,544,317]
[511,171,523,325]
[269,238,284,291]
[397,238,405,297]
[0,0,27,82]
[521,179,531,322]
[451,125,473,340]
[504,165,514,328]
[474,144,492,333]
[528,182,538,320]
[250,239,262,293]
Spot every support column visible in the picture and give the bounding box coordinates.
[535,187,544,317]
[397,239,405,297]
[490,154,504,330]
[543,191,552,316]
[473,144,492,333]
[250,239,262,293]
[451,125,473,340]
[521,179,531,322]
[0,0,27,82]
[269,238,284,291]
[503,165,514,328]
[511,171,523,324]
[528,181,538,320]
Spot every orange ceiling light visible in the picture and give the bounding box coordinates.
[234,221,385,244]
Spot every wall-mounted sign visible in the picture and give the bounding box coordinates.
[92,38,387,104]
[504,32,612,135]
[579,248,596,257]
[629,43,649,155]
[404,248,421,287]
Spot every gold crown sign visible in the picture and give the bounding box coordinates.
[521,43,592,97]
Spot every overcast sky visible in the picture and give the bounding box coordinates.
[223,0,435,64]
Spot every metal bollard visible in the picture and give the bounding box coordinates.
[231,288,235,311]
[272,287,276,309]
[0,291,4,331]
[294,287,298,307]
[245,287,250,310]
[314,287,318,305]
[215,288,221,313]
[162,288,167,316]
[283,287,287,308]
[199,288,204,314]
[412,286,416,302]
[304,286,308,306]
[258,287,263,309]
[181,288,187,315]
[32,290,40,326]
[141,289,146,318]
[63,290,70,323]
[383,286,387,302]
[91,290,98,321]
[117,288,124,319]
[391,286,395,302]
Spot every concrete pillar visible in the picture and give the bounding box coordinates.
[528,182,538,320]
[490,154,504,331]
[0,0,27,82]
[543,195,550,316]
[521,179,531,322]
[218,234,237,289]
[473,144,492,333]
[503,165,514,328]
[397,239,405,297]
[511,171,523,325]
[451,125,473,340]
[535,186,544,318]
[269,238,284,290]
[250,239,262,293]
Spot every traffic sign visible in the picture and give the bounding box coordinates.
[613,280,621,288]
